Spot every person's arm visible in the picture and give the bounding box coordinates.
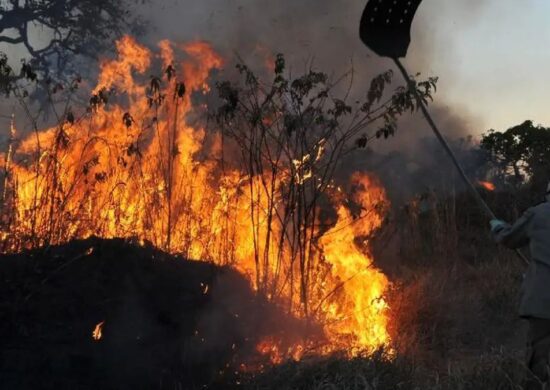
[492,209,535,249]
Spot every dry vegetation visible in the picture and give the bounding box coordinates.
[0,38,540,389]
[236,190,536,389]
[0,37,442,361]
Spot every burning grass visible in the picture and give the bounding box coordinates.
[0,35,439,362]
[0,34,541,389]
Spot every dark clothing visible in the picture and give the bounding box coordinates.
[527,318,550,388]
[493,202,550,319]
[492,202,550,386]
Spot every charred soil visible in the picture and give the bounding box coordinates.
[0,238,303,389]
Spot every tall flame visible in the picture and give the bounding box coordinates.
[320,174,390,354]
[1,36,391,360]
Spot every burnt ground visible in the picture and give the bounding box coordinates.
[0,238,307,389]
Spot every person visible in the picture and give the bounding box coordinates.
[491,182,550,387]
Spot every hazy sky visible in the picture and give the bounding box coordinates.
[1,0,546,199]
[140,0,550,136]
[413,0,550,132]
[2,0,549,137]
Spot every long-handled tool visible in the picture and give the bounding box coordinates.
[359,0,529,264]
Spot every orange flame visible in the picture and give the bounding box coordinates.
[319,174,390,354]
[1,36,392,362]
[254,44,276,73]
[478,181,496,191]
[93,321,105,341]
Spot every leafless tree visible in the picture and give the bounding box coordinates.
[0,0,145,91]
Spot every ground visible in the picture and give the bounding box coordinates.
[0,188,539,390]
[0,237,302,389]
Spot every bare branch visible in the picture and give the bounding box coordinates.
[0,35,23,44]
[0,0,147,86]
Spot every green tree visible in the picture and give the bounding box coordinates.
[481,120,550,192]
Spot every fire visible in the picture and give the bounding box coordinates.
[320,174,390,354]
[478,181,496,191]
[1,36,392,361]
[93,321,105,341]
[254,44,276,73]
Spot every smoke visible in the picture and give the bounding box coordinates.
[0,0,494,202]
[138,0,491,202]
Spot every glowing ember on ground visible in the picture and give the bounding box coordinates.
[1,36,393,362]
[478,181,496,191]
[92,321,105,341]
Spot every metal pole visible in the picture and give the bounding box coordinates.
[393,57,529,265]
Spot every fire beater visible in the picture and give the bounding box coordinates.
[359,0,548,385]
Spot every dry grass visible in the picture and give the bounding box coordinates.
[237,189,538,389]
[235,349,533,389]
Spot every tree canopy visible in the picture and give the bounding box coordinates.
[481,120,550,191]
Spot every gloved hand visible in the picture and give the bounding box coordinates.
[490,219,506,232]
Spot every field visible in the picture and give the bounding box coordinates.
[0,190,539,389]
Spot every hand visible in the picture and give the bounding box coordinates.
[490,219,506,232]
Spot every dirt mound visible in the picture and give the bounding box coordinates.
[0,238,306,389]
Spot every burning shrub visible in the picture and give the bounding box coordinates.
[0,35,437,360]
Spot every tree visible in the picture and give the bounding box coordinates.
[481,120,550,191]
[0,0,145,91]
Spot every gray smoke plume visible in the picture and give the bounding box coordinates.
[138,0,492,202]
[0,0,493,202]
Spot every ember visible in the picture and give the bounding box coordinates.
[92,321,105,341]
[479,181,496,191]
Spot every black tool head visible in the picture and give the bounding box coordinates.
[360,0,423,58]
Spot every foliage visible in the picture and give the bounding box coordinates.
[0,52,14,95]
[481,120,550,191]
